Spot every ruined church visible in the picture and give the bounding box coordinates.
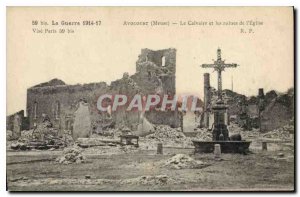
[21,48,181,136]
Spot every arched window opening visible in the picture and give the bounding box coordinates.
[33,102,38,119]
[55,101,61,119]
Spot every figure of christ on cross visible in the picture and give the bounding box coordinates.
[201,48,239,100]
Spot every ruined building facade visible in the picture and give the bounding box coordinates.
[200,73,294,132]
[24,48,181,135]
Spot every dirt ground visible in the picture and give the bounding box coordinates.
[7,142,294,191]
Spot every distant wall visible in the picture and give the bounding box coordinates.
[6,110,29,138]
[26,82,109,131]
[145,109,181,128]
[261,94,294,131]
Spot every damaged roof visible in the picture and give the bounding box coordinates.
[32,78,66,88]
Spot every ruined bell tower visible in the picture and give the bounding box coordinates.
[134,48,176,95]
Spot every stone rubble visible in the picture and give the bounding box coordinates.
[193,128,212,141]
[55,146,86,164]
[6,130,13,141]
[10,142,28,150]
[144,125,193,148]
[262,124,294,139]
[228,123,294,140]
[163,154,206,169]
[20,129,34,140]
[145,125,185,140]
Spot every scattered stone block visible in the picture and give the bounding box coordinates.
[157,143,163,154]
[262,142,268,151]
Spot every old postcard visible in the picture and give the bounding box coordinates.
[6,7,294,191]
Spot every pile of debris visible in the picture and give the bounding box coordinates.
[163,154,206,169]
[10,141,28,151]
[20,129,34,140]
[9,122,73,150]
[10,134,66,151]
[55,146,86,164]
[144,125,192,147]
[262,124,294,139]
[228,124,260,139]
[92,126,136,140]
[7,130,29,150]
[62,133,75,146]
[6,130,13,141]
[32,121,60,141]
[193,128,212,141]
[146,125,185,140]
[283,124,294,133]
[241,130,260,139]
[229,122,294,140]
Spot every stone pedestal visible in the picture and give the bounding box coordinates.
[214,144,221,159]
[157,143,163,154]
[212,100,229,141]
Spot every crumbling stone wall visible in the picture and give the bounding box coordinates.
[7,110,23,131]
[205,87,294,131]
[132,48,179,127]
[109,73,141,129]
[26,82,109,132]
[25,48,180,133]
[145,110,181,128]
[6,110,29,138]
[261,92,294,131]
[134,48,176,95]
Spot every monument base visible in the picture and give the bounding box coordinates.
[192,140,251,154]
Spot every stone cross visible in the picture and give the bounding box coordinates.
[201,48,239,100]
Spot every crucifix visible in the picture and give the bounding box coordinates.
[201,48,239,100]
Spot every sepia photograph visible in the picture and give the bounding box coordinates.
[6,6,294,191]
